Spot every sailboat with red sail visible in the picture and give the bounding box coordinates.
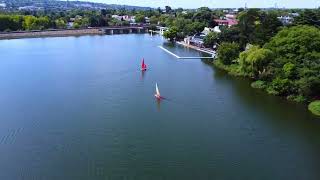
[141,59,147,71]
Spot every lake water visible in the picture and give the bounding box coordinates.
[0,34,319,180]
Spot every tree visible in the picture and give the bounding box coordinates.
[89,15,99,27]
[0,15,23,31]
[101,9,107,17]
[135,14,145,23]
[192,7,216,27]
[217,42,240,65]
[239,46,274,78]
[254,12,282,45]
[73,17,89,28]
[187,21,206,34]
[55,18,66,29]
[237,9,260,48]
[163,26,178,41]
[150,16,158,25]
[293,9,320,27]
[265,25,320,66]
[23,16,50,30]
[165,6,172,13]
[264,25,320,98]
[218,26,241,43]
[172,17,192,35]
[203,32,219,48]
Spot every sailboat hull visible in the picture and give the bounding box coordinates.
[154,94,162,99]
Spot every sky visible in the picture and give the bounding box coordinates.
[78,0,320,9]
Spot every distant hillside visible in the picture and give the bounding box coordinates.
[2,0,153,11]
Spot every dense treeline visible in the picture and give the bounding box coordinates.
[0,8,160,31]
[157,7,320,113]
[212,9,320,115]
[161,7,222,41]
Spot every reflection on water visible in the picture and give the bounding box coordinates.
[156,98,161,111]
[140,70,146,80]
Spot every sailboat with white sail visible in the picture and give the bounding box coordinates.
[154,83,162,100]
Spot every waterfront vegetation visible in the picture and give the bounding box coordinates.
[160,8,320,115]
[213,23,320,115]
[0,8,157,31]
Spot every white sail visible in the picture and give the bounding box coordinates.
[156,83,160,96]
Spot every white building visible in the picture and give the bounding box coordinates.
[202,27,221,35]
[278,16,294,25]
[158,27,169,35]
[18,6,43,11]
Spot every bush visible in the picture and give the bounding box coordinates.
[269,77,292,96]
[251,80,266,89]
[287,95,306,103]
[308,101,320,116]
[217,42,240,65]
[213,60,243,76]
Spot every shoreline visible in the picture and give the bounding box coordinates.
[0,28,105,40]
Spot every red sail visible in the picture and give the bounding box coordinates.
[141,59,147,70]
[141,59,145,69]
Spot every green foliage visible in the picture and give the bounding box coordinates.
[203,32,219,48]
[293,9,320,27]
[217,42,240,65]
[267,77,292,96]
[239,46,274,78]
[192,7,216,27]
[265,25,320,98]
[135,14,145,23]
[213,60,243,76]
[55,18,66,29]
[251,80,266,89]
[254,12,282,46]
[73,17,89,28]
[282,62,296,78]
[216,25,320,103]
[23,15,50,30]
[265,25,320,65]
[287,95,306,103]
[163,26,178,41]
[149,16,158,25]
[237,9,282,48]
[308,101,320,116]
[218,26,240,43]
[188,21,206,34]
[0,15,23,31]
[237,9,260,48]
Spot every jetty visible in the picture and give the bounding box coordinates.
[158,46,215,59]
